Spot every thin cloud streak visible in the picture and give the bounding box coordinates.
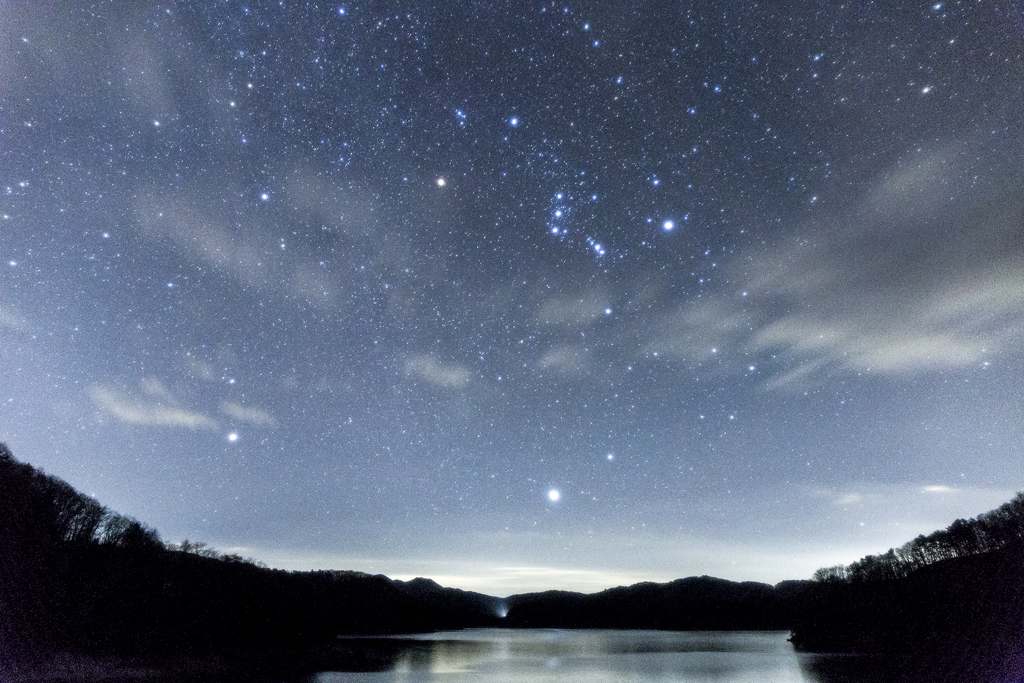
[136,191,340,309]
[404,354,471,389]
[643,145,1024,385]
[535,289,612,327]
[90,385,217,430]
[0,303,30,333]
[220,401,277,428]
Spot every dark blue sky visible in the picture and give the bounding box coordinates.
[1,1,1022,595]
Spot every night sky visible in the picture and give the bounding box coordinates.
[2,1,1023,596]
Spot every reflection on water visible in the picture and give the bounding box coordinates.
[310,630,892,682]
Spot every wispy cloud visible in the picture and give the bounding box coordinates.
[811,482,1013,522]
[90,383,216,430]
[136,192,339,309]
[643,299,752,362]
[0,303,30,332]
[139,377,176,402]
[404,354,471,389]
[185,357,218,382]
[537,344,588,375]
[221,401,277,428]
[536,288,611,327]
[835,493,863,505]
[642,145,1024,385]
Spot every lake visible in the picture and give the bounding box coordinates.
[309,629,894,682]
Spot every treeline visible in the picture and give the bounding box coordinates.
[812,492,1024,583]
[792,493,1024,680]
[0,442,162,551]
[170,539,267,566]
[0,442,262,565]
[791,539,1024,680]
[0,444,503,678]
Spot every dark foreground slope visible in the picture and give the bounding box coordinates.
[790,490,1024,682]
[790,540,1024,680]
[0,445,503,679]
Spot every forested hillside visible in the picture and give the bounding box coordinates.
[812,492,1024,583]
[0,444,502,678]
[790,492,1024,681]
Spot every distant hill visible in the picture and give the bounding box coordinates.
[503,575,800,630]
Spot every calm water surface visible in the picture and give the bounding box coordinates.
[311,629,872,683]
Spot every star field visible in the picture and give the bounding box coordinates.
[1,1,1022,595]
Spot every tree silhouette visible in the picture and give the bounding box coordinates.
[815,492,1024,583]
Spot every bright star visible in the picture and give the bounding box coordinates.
[228,433,239,442]
[261,193,269,201]
[509,117,518,127]
[436,178,445,186]
[663,220,674,231]
[548,489,560,502]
